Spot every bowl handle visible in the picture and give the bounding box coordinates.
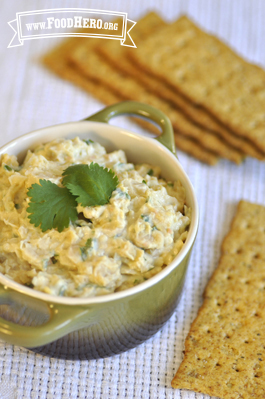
[84,101,176,155]
[0,285,91,348]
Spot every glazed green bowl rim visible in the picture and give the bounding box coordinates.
[0,121,199,306]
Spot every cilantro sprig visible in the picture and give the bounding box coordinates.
[62,163,118,207]
[27,180,78,232]
[27,163,118,232]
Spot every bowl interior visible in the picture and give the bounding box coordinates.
[0,121,199,304]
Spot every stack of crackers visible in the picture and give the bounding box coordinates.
[42,12,265,165]
[172,201,265,398]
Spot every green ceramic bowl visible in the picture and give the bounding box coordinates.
[0,101,198,359]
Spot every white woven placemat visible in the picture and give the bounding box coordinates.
[0,0,264,397]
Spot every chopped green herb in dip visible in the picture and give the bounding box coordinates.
[0,137,191,298]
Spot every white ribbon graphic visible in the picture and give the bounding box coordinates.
[8,8,136,48]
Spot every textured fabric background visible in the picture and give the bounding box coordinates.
[0,0,265,398]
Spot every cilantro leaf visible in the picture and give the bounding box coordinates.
[80,238,93,261]
[4,165,21,172]
[62,163,118,207]
[27,163,118,233]
[147,169,154,176]
[83,139,94,145]
[27,180,78,232]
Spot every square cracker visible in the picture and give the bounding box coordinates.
[41,30,219,165]
[172,200,265,398]
[99,19,264,161]
[69,15,243,164]
[131,16,265,154]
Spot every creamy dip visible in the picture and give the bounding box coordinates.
[0,137,191,297]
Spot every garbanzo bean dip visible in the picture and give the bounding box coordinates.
[0,137,191,297]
